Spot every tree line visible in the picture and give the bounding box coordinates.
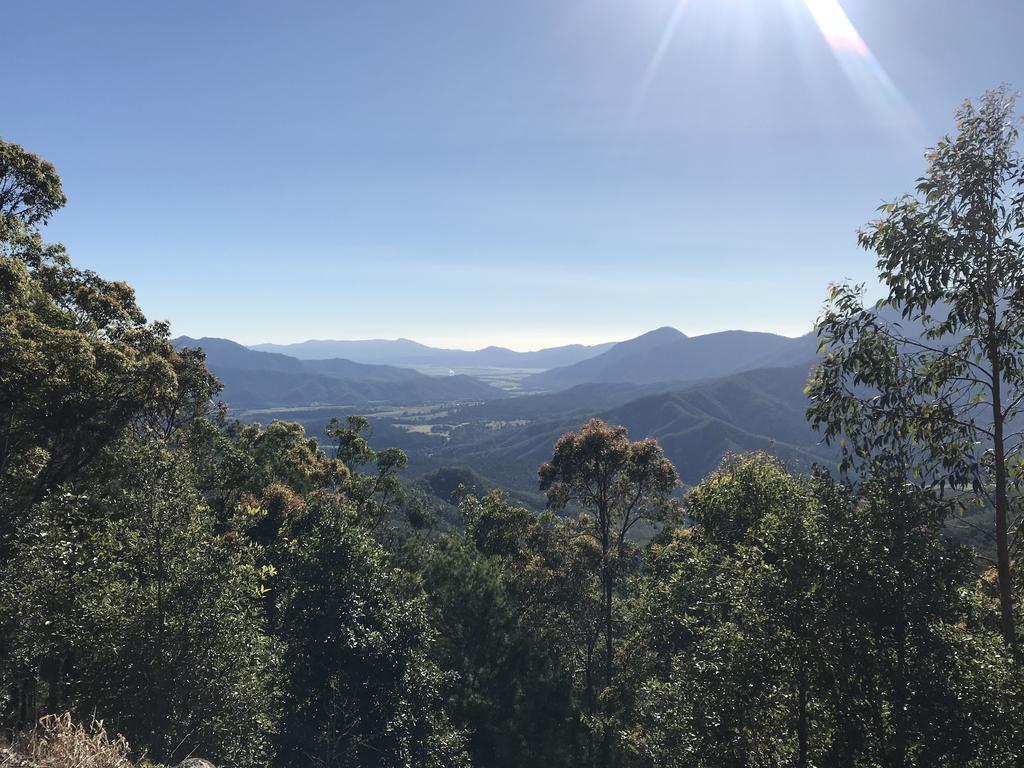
[1,89,1023,767]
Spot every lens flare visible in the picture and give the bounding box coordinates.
[799,0,917,126]
[802,0,868,56]
[630,0,917,129]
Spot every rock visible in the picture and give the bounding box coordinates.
[175,760,216,768]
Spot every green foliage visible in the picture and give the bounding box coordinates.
[622,454,1024,767]
[4,100,1024,768]
[327,414,409,529]
[1,138,463,768]
[540,419,679,767]
[686,452,813,549]
[415,532,579,768]
[539,419,680,534]
[0,135,218,526]
[807,88,1024,646]
[0,437,280,767]
[77,439,278,767]
[275,495,468,768]
[0,137,65,236]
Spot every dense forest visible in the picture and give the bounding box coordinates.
[2,89,1024,768]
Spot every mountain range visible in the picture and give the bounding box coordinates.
[415,364,829,491]
[524,327,819,390]
[247,326,819,391]
[172,337,508,409]
[177,325,829,501]
[250,338,618,369]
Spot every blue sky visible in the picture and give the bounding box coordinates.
[6,1,1023,349]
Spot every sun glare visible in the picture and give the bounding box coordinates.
[631,0,916,129]
[801,0,869,56]
[798,0,918,127]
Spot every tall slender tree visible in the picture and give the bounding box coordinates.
[539,418,678,767]
[808,88,1024,647]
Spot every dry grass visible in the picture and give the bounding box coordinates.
[2,714,134,768]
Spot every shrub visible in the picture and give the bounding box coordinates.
[4,713,133,768]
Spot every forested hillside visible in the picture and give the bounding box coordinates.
[3,89,1024,768]
[395,364,830,493]
[525,326,818,390]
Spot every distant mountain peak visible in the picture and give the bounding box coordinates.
[525,325,817,390]
[642,326,688,340]
[173,335,247,350]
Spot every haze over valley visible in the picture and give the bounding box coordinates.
[176,324,825,499]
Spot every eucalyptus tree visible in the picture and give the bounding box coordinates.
[808,88,1024,647]
[0,135,65,241]
[413,494,584,768]
[623,454,1017,768]
[275,494,468,768]
[539,418,678,767]
[75,438,279,767]
[0,432,280,764]
[0,138,217,522]
[326,415,408,529]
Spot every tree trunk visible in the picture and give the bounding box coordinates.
[585,638,596,768]
[600,557,613,768]
[796,670,809,768]
[989,342,1017,650]
[43,653,64,714]
[892,591,908,768]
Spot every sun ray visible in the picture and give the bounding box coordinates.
[629,0,691,124]
[799,0,918,127]
[802,0,868,56]
[627,0,918,132]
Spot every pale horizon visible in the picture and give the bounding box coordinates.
[195,322,818,353]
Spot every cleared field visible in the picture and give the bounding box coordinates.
[404,366,546,392]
